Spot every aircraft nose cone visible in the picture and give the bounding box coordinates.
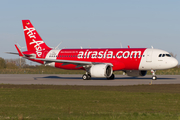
[171,58,178,67]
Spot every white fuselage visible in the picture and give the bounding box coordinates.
[139,48,178,70]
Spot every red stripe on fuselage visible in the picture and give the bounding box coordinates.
[54,48,146,71]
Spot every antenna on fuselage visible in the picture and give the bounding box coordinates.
[54,42,62,50]
[80,46,83,49]
[151,46,154,49]
[120,42,123,48]
[16,43,26,50]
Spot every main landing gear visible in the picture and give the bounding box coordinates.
[82,73,91,80]
[107,74,115,80]
[151,70,157,80]
[82,73,115,80]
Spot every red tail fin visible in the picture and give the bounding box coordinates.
[22,20,50,57]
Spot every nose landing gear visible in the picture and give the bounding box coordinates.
[151,70,157,80]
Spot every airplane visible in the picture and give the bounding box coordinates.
[7,20,178,80]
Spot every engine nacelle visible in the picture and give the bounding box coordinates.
[90,64,113,78]
[126,70,147,77]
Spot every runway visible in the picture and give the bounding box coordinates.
[0,74,180,86]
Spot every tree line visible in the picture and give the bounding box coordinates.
[0,57,26,69]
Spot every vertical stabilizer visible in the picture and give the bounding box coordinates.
[22,20,50,57]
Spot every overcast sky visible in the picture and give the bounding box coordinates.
[0,0,180,64]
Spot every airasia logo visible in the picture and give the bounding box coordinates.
[24,26,36,38]
[24,26,44,57]
[77,50,141,59]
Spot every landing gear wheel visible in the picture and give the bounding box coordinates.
[87,74,91,80]
[107,74,115,80]
[152,76,157,80]
[82,74,91,80]
[151,70,157,80]
[82,74,88,80]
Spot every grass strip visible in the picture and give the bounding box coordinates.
[0,84,180,120]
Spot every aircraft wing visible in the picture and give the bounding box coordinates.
[31,58,113,68]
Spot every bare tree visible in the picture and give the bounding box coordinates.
[5,58,26,68]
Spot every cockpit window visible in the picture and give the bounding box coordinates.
[166,54,171,57]
[158,54,171,57]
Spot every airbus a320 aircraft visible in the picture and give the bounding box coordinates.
[8,20,178,80]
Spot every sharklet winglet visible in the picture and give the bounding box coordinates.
[15,44,24,57]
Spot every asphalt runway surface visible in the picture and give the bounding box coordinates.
[1,74,180,86]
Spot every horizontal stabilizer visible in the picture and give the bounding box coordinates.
[6,52,35,58]
[5,52,19,55]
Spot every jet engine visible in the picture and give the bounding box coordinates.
[126,70,147,77]
[90,64,113,78]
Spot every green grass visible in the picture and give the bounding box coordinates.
[0,84,180,120]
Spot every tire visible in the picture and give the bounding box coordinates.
[107,74,115,80]
[82,74,88,80]
[152,76,157,80]
[87,74,91,80]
